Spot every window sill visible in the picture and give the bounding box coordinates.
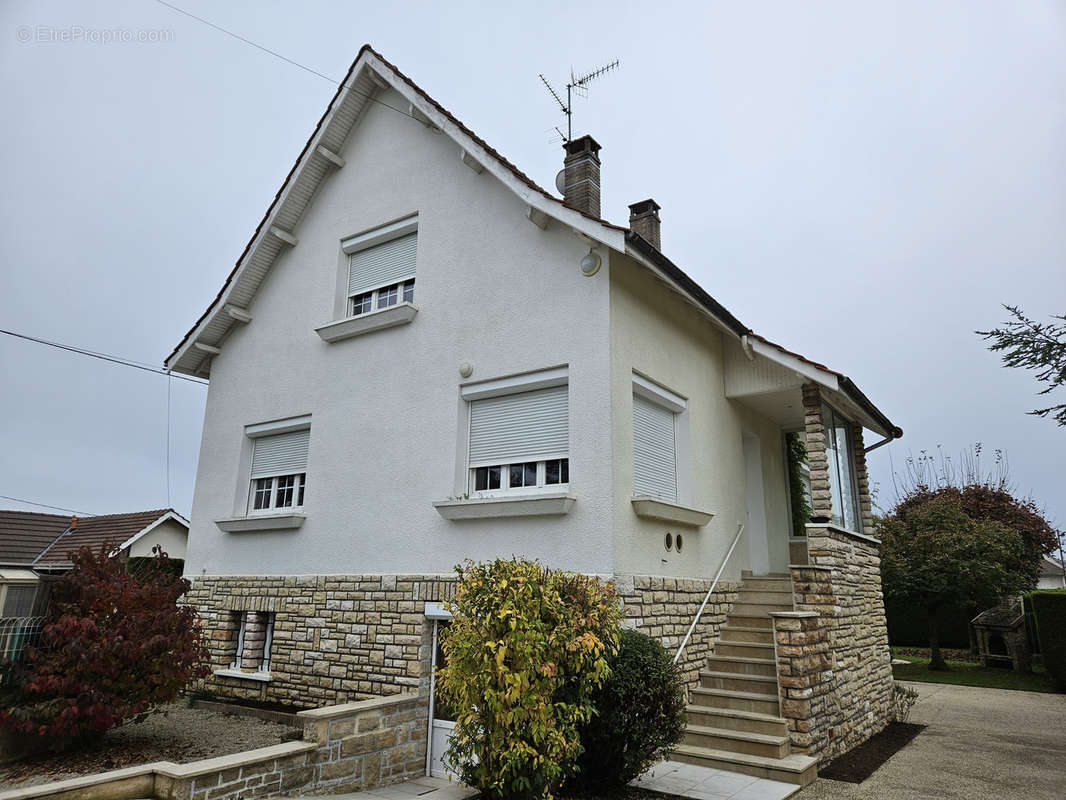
[215,514,306,533]
[315,303,418,343]
[213,668,272,683]
[433,493,576,520]
[631,496,714,528]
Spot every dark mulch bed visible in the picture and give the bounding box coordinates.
[818,722,926,783]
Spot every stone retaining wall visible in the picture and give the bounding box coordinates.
[773,525,893,760]
[0,693,428,800]
[188,572,737,707]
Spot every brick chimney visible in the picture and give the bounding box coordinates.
[562,135,602,218]
[628,199,661,250]
[69,515,78,530]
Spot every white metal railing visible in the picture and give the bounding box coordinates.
[0,616,44,664]
[673,523,744,664]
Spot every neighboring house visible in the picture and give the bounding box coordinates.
[165,46,902,785]
[1038,554,1066,589]
[0,508,189,625]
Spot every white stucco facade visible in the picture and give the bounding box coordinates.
[184,87,614,578]
[176,55,893,587]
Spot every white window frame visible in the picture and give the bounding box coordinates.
[469,458,570,497]
[822,403,862,533]
[460,367,570,498]
[632,373,688,503]
[244,416,311,516]
[342,215,418,319]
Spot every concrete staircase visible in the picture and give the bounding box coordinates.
[672,572,819,786]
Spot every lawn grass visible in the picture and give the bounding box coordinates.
[891,648,1059,692]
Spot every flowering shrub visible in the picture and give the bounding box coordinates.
[437,559,621,799]
[0,545,209,745]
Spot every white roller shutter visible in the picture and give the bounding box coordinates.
[348,233,417,296]
[251,429,310,478]
[633,393,677,500]
[468,385,568,466]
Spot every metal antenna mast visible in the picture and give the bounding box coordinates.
[539,59,619,142]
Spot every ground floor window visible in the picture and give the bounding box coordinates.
[230,611,275,673]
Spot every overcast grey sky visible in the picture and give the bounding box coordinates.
[1,0,1063,528]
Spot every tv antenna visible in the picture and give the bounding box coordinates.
[539,59,619,143]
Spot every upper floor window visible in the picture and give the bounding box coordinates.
[247,421,310,514]
[632,375,686,502]
[823,404,861,532]
[464,371,569,496]
[343,216,418,318]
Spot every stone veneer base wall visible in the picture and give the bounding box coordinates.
[773,525,894,760]
[187,573,738,707]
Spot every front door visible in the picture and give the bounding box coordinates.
[743,432,771,575]
[428,619,458,779]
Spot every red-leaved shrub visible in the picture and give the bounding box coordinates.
[0,545,209,743]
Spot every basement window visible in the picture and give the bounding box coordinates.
[229,611,275,673]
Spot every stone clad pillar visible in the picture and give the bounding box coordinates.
[801,383,832,522]
[850,422,874,537]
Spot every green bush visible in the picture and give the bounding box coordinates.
[436,559,621,800]
[126,556,184,580]
[1028,589,1066,690]
[568,628,686,793]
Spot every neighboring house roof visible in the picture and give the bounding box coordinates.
[0,510,70,566]
[0,508,184,569]
[1041,554,1065,574]
[164,44,901,439]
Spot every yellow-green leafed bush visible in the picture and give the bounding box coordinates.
[437,559,622,799]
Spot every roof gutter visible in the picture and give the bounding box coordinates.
[839,376,903,443]
[625,232,750,339]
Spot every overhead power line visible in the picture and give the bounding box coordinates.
[0,328,208,385]
[0,495,95,516]
[152,0,419,124]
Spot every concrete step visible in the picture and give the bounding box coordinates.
[706,655,778,677]
[736,589,795,605]
[726,614,774,629]
[683,724,791,759]
[740,576,793,590]
[730,602,793,617]
[684,705,790,737]
[671,744,819,786]
[715,640,776,658]
[718,625,775,644]
[742,571,791,579]
[690,687,780,716]
[701,670,780,694]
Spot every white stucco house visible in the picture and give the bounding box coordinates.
[1038,554,1066,589]
[167,46,902,785]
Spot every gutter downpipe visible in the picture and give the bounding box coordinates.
[673,523,745,665]
[863,434,895,455]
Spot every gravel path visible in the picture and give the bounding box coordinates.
[0,703,298,789]
[796,681,1066,800]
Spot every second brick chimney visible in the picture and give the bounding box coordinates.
[628,199,661,250]
[562,135,602,219]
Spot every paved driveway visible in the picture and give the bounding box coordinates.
[796,682,1066,800]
